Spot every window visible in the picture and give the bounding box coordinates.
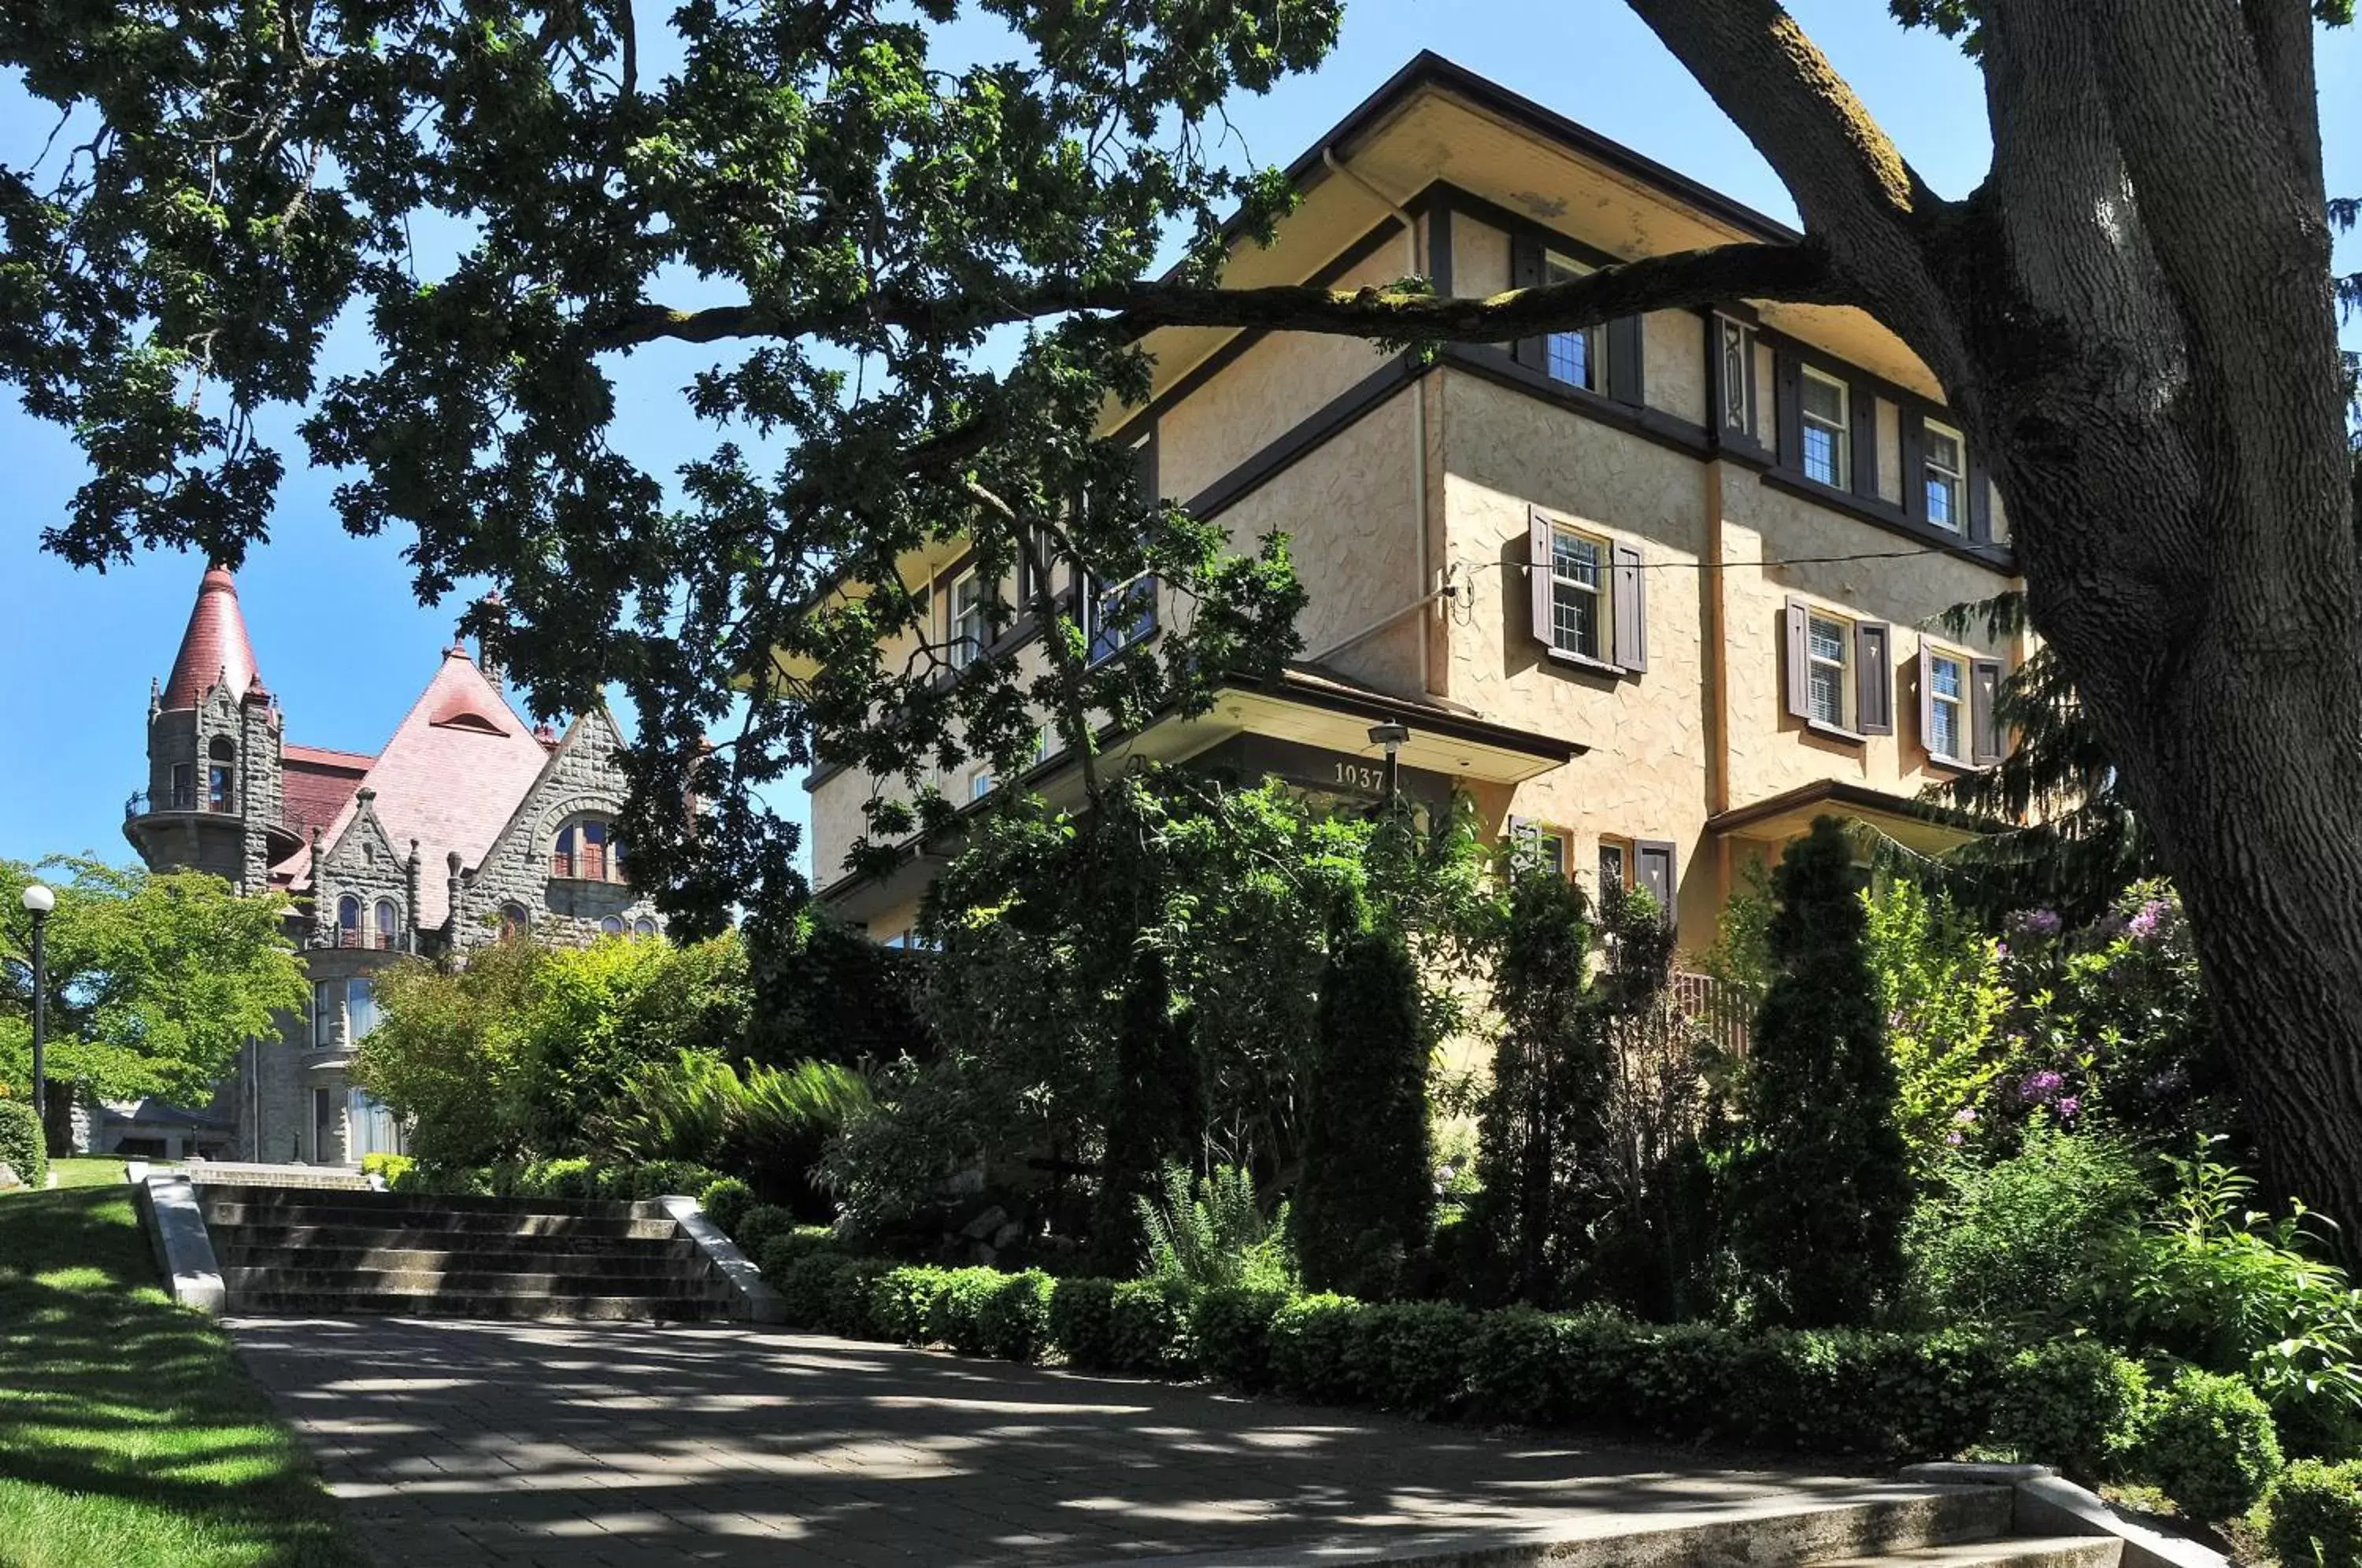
[313,981,338,1047]
[1598,839,1629,893]
[947,568,987,670]
[1547,524,1609,661]
[499,902,531,937]
[337,895,362,949]
[1923,420,1967,532]
[552,817,620,881]
[1717,317,1757,438]
[313,1089,335,1163]
[1087,573,1156,665]
[968,768,994,803]
[1807,612,1852,730]
[374,900,399,951]
[1507,817,1568,878]
[207,737,234,811]
[600,915,624,935]
[169,763,194,811]
[1542,253,1600,390]
[346,976,378,1041]
[1800,367,1850,488]
[1923,649,1969,764]
[632,917,659,937]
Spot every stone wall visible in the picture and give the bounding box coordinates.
[457,711,665,953]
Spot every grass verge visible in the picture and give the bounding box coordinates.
[0,1181,363,1568]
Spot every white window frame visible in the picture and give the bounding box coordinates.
[1546,521,1612,662]
[1087,571,1156,666]
[1923,645,1971,766]
[313,980,339,1048]
[946,568,987,671]
[346,975,378,1042]
[1923,419,1967,533]
[1597,838,1630,893]
[1510,819,1570,879]
[1542,251,1600,390]
[1800,366,1851,488]
[968,767,994,803]
[1807,609,1855,731]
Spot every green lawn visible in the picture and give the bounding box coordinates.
[0,1181,364,1568]
[44,1156,153,1189]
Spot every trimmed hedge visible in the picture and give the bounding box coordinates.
[698,1177,755,1237]
[383,1156,722,1200]
[2270,1459,2362,1568]
[757,1252,2148,1475]
[2131,1367,2283,1522]
[0,1098,47,1190]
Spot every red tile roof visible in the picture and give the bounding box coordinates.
[161,566,262,710]
[282,746,374,845]
[288,647,554,928]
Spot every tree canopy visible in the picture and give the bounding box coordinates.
[0,857,307,1104]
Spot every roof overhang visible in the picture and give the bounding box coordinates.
[1707,778,1990,859]
[814,665,1579,917]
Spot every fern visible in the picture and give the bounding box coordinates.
[1135,1163,1296,1290]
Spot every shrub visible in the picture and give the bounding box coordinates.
[359,1151,413,1186]
[0,1099,45,1189]
[1990,1341,2151,1484]
[1353,1303,1479,1418]
[1270,1294,1366,1405]
[698,1176,755,1237]
[869,1265,950,1343]
[1049,1278,1119,1370]
[2269,1459,2362,1568]
[976,1270,1056,1362]
[2134,1368,2284,1521]
[1724,819,1910,1327]
[1296,902,1431,1300]
[1109,1280,1193,1375]
[733,1204,798,1256]
[1905,1126,2148,1332]
[1092,951,1203,1274]
[524,1156,595,1196]
[1191,1285,1291,1390]
[930,1269,1001,1355]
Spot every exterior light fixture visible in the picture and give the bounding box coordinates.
[1367,722,1411,804]
[20,882,54,1129]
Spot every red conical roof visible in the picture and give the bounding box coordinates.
[161,565,261,711]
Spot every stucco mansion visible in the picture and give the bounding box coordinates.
[801,54,2022,949]
[118,567,664,1163]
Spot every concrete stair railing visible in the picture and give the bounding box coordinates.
[194,1184,739,1322]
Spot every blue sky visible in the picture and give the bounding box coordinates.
[2,2,2357,875]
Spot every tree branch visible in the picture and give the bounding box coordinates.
[587,240,1846,352]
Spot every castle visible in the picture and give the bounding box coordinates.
[117,565,663,1163]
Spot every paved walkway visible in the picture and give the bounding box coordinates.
[227,1317,1923,1567]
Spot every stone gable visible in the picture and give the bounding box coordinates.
[455,708,664,952]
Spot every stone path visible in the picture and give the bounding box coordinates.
[227,1317,1927,1567]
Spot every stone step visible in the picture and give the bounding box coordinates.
[215,1242,695,1275]
[222,1288,721,1322]
[198,1204,680,1239]
[195,1184,673,1218]
[210,1222,693,1256]
[220,1267,725,1297]
[1445,1488,2020,1568]
[1812,1537,2124,1568]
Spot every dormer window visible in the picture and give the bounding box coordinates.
[375,899,400,951]
[552,817,624,882]
[337,895,363,949]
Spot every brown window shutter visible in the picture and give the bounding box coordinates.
[1917,651,1939,756]
[1611,540,1647,672]
[1900,411,1928,525]
[1783,597,1812,719]
[1606,316,1646,406]
[1528,508,1555,651]
[1635,839,1677,926]
[1968,459,1994,544]
[1510,233,1546,371]
[1849,384,1880,501]
[1855,621,1894,734]
[1971,657,2006,764]
[1774,351,1804,472]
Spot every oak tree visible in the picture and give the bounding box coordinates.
[6,2,2362,1231]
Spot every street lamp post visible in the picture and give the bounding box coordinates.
[20,882,54,1133]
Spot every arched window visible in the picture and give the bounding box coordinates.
[632,917,658,938]
[207,735,235,812]
[337,895,361,949]
[374,900,399,951]
[498,902,531,938]
[599,915,624,936]
[551,816,620,882]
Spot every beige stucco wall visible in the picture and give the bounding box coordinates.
[1154,239,1413,505]
[1717,470,2013,812]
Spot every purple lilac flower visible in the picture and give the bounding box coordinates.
[2008,908,2064,939]
[1953,1108,1979,1124]
[1946,1132,1964,1147]
[2127,900,2170,943]
[2020,1070,2066,1104]
[2056,1096,2082,1119]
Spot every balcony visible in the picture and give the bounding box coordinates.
[124,789,305,858]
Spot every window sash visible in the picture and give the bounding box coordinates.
[1807,613,1851,728]
[1087,574,1155,665]
[1548,527,1608,659]
[1598,841,1627,891]
[947,570,986,669]
[1927,653,1967,761]
[1543,253,1597,390]
[1923,421,1967,532]
[1800,368,1850,487]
